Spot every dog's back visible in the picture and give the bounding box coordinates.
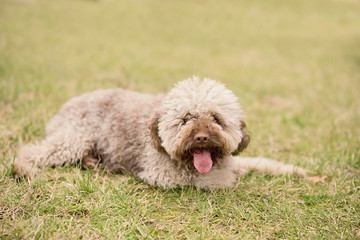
[14,88,163,179]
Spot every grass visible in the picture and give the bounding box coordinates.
[1,0,360,238]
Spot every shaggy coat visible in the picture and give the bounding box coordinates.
[14,77,305,189]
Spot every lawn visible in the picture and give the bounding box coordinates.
[1,0,360,239]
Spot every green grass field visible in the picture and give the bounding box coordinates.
[1,0,360,239]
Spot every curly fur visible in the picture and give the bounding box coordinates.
[13,76,305,189]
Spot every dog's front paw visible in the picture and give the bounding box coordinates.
[282,164,306,177]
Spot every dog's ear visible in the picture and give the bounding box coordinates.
[231,120,251,155]
[149,113,167,153]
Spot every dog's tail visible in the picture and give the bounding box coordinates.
[234,157,306,177]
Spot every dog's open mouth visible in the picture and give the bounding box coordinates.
[190,148,213,174]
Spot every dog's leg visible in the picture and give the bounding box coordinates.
[13,132,94,179]
[229,156,306,177]
[193,167,238,189]
[191,157,306,189]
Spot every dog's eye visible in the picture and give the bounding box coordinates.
[212,115,222,126]
[181,113,192,126]
[181,118,188,125]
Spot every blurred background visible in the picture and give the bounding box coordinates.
[1,0,360,172]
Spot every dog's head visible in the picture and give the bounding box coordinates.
[149,76,250,173]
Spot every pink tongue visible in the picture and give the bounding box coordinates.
[193,150,213,174]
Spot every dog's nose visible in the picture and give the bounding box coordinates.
[194,132,210,143]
